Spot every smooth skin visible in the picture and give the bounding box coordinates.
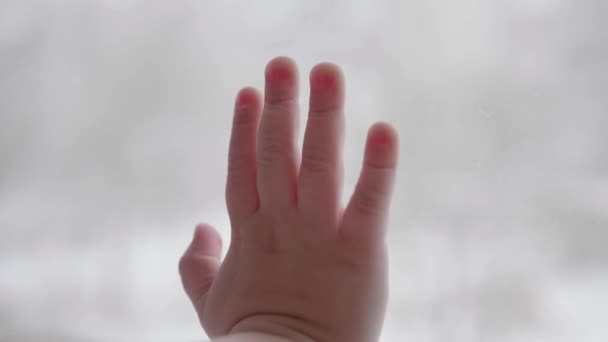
[179,57,399,342]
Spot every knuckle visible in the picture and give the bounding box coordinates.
[301,150,333,174]
[264,96,296,108]
[178,253,195,276]
[353,184,385,217]
[259,138,286,167]
[364,157,397,171]
[179,253,219,284]
[309,106,340,118]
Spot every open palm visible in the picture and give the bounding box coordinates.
[179,57,398,342]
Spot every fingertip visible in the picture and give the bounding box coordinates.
[265,56,298,84]
[310,62,343,89]
[365,122,399,168]
[235,86,261,109]
[368,122,398,145]
[263,56,299,106]
[191,223,223,257]
[308,62,344,114]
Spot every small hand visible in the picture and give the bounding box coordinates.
[179,57,399,342]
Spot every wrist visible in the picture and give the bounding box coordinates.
[227,314,320,342]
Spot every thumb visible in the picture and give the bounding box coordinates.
[179,223,223,309]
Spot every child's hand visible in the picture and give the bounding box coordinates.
[179,57,398,342]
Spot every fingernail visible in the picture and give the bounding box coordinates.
[372,130,391,146]
[313,72,336,89]
[267,66,291,84]
[236,88,257,108]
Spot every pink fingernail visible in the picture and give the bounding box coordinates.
[237,89,256,107]
[313,72,335,88]
[268,66,291,83]
[372,130,391,145]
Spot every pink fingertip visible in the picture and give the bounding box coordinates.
[313,72,336,89]
[236,88,257,107]
[371,129,392,146]
[267,65,291,83]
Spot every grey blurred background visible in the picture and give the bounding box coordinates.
[1,0,607,341]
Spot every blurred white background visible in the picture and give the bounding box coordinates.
[1,0,607,341]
